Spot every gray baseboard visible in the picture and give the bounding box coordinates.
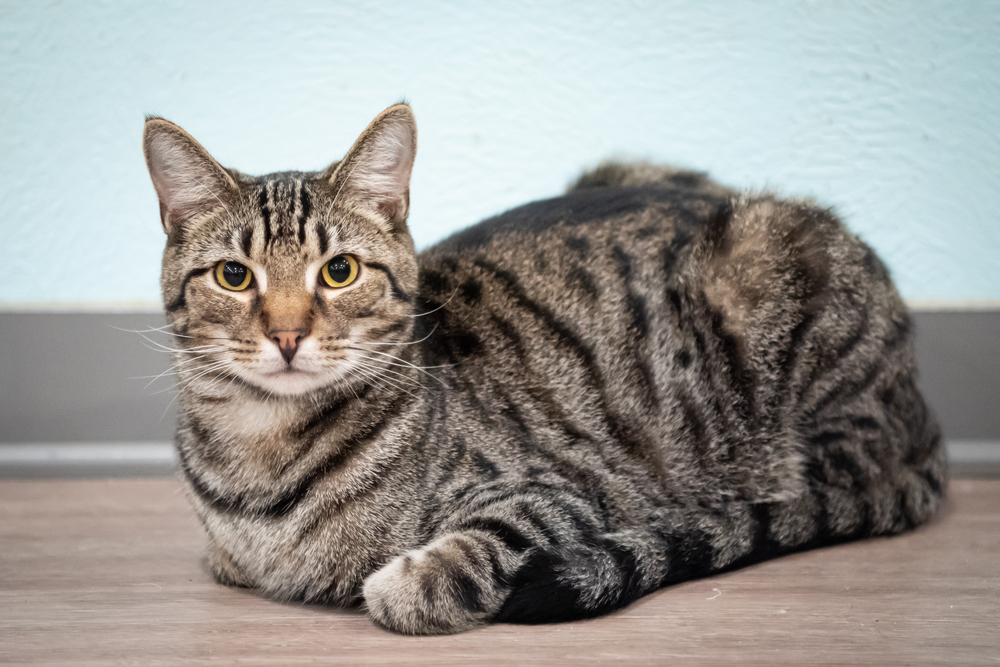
[0,313,179,443]
[0,310,998,466]
[0,442,176,480]
[1,440,994,481]
[910,311,1000,441]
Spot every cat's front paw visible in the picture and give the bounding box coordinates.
[363,533,507,635]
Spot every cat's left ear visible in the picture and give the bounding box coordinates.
[329,104,417,233]
[143,117,239,237]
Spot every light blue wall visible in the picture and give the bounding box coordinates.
[1,1,998,304]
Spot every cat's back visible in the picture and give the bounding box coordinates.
[415,164,736,342]
[423,163,733,261]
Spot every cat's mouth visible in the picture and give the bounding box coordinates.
[265,366,310,377]
[253,366,331,396]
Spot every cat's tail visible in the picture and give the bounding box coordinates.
[568,160,734,197]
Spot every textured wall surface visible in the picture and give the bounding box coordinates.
[1,1,998,303]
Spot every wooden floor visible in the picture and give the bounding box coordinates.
[1,479,997,665]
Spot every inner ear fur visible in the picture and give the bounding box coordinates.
[328,104,417,232]
[143,118,238,236]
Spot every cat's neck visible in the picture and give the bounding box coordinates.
[178,358,426,478]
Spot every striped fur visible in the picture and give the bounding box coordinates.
[143,105,946,634]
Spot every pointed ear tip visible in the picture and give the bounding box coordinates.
[383,103,416,124]
[143,116,173,130]
[142,118,177,147]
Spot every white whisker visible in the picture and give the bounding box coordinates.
[353,358,425,389]
[350,364,418,400]
[409,287,460,318]
[347,347,451,386]
[355,323,439,347]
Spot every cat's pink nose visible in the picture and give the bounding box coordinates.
[270,330,304,364]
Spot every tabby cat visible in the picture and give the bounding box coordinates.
[143,104,946,635]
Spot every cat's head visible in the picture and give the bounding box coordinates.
[143,105,419,397]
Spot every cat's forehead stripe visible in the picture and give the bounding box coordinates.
[240,225,253,258]
[316,222,329,256]
[297,181,311,246]
[258,185,272,250]
[253,176,316,251]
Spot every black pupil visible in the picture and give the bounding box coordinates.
[222,262,247,287]
[327,256,351,283]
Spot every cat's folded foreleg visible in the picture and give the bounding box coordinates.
[362,529,520,635]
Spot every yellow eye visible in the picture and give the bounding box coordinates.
[215,261,253,291]
[321,255,359,288]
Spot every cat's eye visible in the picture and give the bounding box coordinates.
[321,255,359,288]
[215,261,253,291]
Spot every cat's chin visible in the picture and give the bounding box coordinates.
[250,369,336,397]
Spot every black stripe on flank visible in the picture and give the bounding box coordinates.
[459,279,482,305]
[166,267,210,312]
[483,389,603,494]
[259,186,272,249]
[826,447,868,490]
[666,288,683,317]
[477,538,507,583]
[882,314,912,352]
[460,518,534,553]
[474,259,650,462]
[678,392,711,460]
[805,310,870,391]
[298,183,310,245]
[806,361,882,421]
[703,201,734,253]
[849,415,880,431]
[809,430,846,448]
[486,314,593,446]
[510,503,559,546]
[707,309,756,421]
[420,269,449,294]
[612,245,657,408]
[611,245,632,281]
[565,266,599,301]
[475,260,598,373]
[367,262,412,303]
[471,450,501,480]
[836,316,870,362]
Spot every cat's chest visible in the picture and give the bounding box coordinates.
[192,397,305,469]
[197,481,405,602]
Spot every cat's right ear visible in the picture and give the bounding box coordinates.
[142,118,238,236]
